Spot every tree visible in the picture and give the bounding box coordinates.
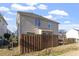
[4,33,11,49]
[4,33,11,40]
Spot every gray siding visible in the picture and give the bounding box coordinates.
[20,15,39,34]
[17,12,59,35]
[0,17,7,37]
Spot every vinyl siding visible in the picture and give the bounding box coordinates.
[17,12,59,35]
[0,18,7,37]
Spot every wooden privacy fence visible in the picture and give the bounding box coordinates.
[58,38,76,45]
[20,34,58,54]
[64,38,76,44]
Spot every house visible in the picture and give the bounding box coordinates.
[17,12,59,36]
[16,12,59,35]
[58,30,66,40]
[66,29,79,43]
[14,30,17,36]
[0,13,8,38]
[58,30,66,45]
[7,29,12,35]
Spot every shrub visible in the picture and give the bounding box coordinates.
[4,33,11,40]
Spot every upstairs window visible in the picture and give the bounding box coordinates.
[48,22,52,29]
[35,18,41,27]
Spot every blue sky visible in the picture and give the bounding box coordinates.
[0,3,79,32]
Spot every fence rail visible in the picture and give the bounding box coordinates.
[20,34,58,54]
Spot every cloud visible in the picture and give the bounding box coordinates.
[49,10,69,16]
[43,15,56,20]
[7,12,16,16]
[64,21,71,24]
[37,4,47,10]
[0,6,16,16]
[7,25,17,32]
[59,24,79,31]
[0,7,10,12]
[1,0,79,3]
[43,15,53,19]
[11,4,36,11]
[4,17,13,21]
[26,3,39,6]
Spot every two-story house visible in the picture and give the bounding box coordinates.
[16,12,59,39]
[0,14,8,38]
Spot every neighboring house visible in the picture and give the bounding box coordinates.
[7,29,12,35]
[14,30,17,36]
[0,13,8,38]
[66,29,79,42]
[58,30,66,45]
[16,12,59,38]
[58,30,66,40]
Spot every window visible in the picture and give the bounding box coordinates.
[48,22,52,29]
[35,18,41,27]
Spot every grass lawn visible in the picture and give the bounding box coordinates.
[0,43,79,56]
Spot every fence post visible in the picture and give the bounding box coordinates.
[20,34,24,54]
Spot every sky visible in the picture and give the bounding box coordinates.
[0,3,79,32]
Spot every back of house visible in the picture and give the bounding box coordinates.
[16,11,59,37]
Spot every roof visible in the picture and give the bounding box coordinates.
[17,11,59,24]
[0,13,8,25]
[67,28,79,32]
[74,29,79,32]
